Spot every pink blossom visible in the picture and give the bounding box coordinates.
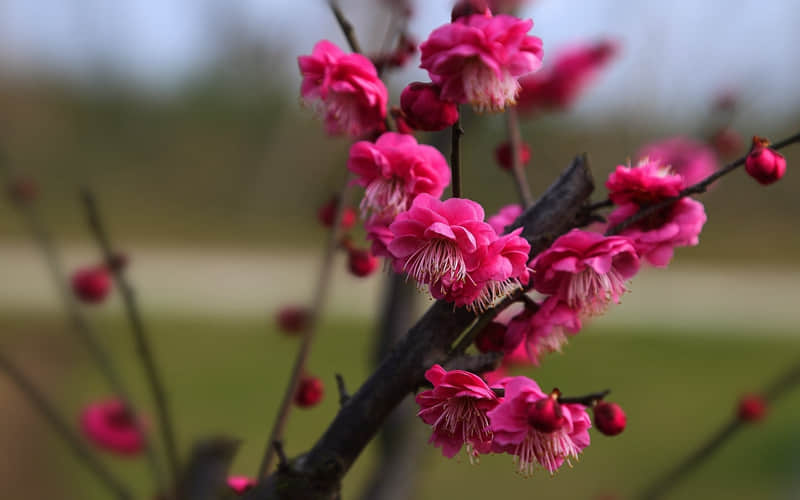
[365,215,395,258]
[80,399,146,456]
[487,204,523,234]
[638,136,718,186]
[388,193,495,289]
[530,229,639,315]
[348,132,451,219]
[430,228,531,312]
[607,198,706,267]
[416,364,500,459]
[517,39,618,113]
[505,297,582,365]
[298,40,388,137]
[420,14,543,112]
[400,82,460,131]
[605,159,683,205]
[227,476,256,495]
[487,377,591,474]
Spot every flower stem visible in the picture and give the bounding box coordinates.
[506,108,533,206]
[451,115,464,198]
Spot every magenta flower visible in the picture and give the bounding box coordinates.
[607,198,707,267]
[530,229,640,315]
[298,40,388,137]
[227,476,256,495]
[605,159,683,205]
[416,364,500,459]
[80,399,146,456]
[348,132,451,219]
[400,82,460,131]
[745,136,786,185]
[505,297,582,365]
[389,194,496,289]
[488,377,591,475]
[365,215,395,258]
[420,14,543,112]
[431,228,531,312]
[638,136,718,186]
[517,39,618,113]
[487,203,522,234]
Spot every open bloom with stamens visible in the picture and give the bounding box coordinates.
[416,364,500,459]
[530,229,640,315]
[389,194,496,290]
[606,158,683,205]
[298,40,388,137]
[80,398,146,456]
[638,136,718,186]
[488,377,590,475]
[607,198,706,267]
[420,14,543,112]
[348,132,451,219]
[505,297,582,365]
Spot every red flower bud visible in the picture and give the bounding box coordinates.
[475,321,507,353]
[318,197,357,230]
[275,306,309,335]
[7,177,38,203]
[494,141,531,170]
[390,107,415,135]
[745,136,786,185]
[593,401,626,436]
[737,394,767,422]
[528,390,566,433]
[451,0,491,21]
[294,376,324,408]
[400,82,459,132]
[72,266,112,304]
[347,247,379,277]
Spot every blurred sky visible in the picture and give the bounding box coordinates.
[1,0,799,124]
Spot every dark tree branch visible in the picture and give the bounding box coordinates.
[607,131,800,236]
[335,374,350,407]
[558,390,610,406]
[175,437,239,500]
[81,189,180,486]
[450,115,464,198]
[327,1,362,54]
[244,155,594,500]
[0,352,133,500]
[444,352,503,375]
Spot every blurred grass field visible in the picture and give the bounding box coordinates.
[4,312,800,500]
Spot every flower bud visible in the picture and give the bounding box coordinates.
[737,394,767,422]
[528,390,566,433]
[400,82,459,132]
[389,107,415,135]
[227,476,256,496]
[72,266,112,304]
[475,321,507,353]
[348,247,379,277]
[7,177,38,203]
[593,401,626,436]
[294,376,324,408]
[275,306,309,334]
[745,136,786,185]
[494,141,531,170]
[451,0,491,21]
[318,197,357,229]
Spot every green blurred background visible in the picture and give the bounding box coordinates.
[1,0,800,499]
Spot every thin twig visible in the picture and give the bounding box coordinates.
[506,108,534,206]
[0,155,165,490]
[450,115,464,198]
[257,174,354,477]
[638,357,800,500]
[0,352,134,500]
[586,198,613,211]
[607,131,800,236]
[80,189,180,485]
[273,440,289,471]
[328,0,362,54]
[558,389,610,406]
[335,374,350,407]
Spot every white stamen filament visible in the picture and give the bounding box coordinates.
[403,239,466,286]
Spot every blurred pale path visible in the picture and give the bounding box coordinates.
[0,243,796,333]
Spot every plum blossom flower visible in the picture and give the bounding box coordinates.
[638,136,718,186]
[400,82,460,131]
[488,377,591,475]
[298,40,388,137]
[348,132,451,219]
[80,399,146,456]
[420,14,543,112]
[72,265,112,304]
[530,229,640,315]
[505,296,582,365]
[487,204,522,234]
[517,39,618,113]
[388,194,496,289]
[416,364,500,459]
[605,158,683,205]
[607,198,706,267]
[365,215,395,258]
